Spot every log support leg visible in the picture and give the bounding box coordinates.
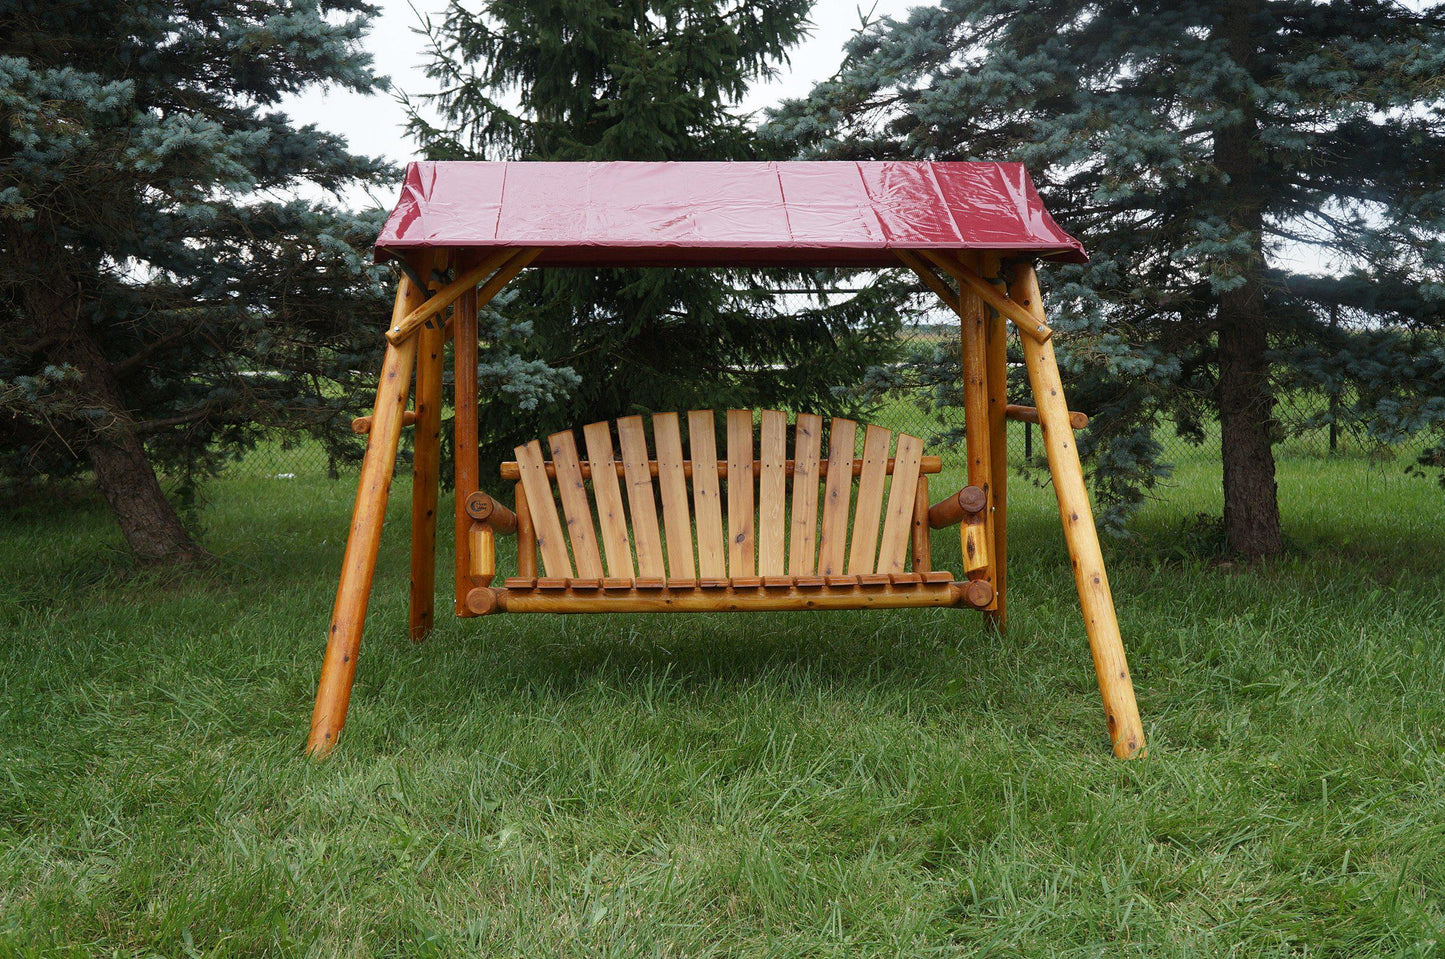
[1011,263,1145,759]
[408,318,445,641]
[985,294,1009,632]
[308,332,420,756]
[958,254,998,607]
[454,286,481,617]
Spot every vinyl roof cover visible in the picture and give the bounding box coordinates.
[374,160,1086,267]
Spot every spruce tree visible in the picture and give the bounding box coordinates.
[766,0,1445,557]
[1,0,392,563]
[406,0,905,468]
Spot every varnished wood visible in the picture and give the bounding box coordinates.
[788,413,823,576]
[409,306,446,642]
[986,301,1010,632]
[726,410,755,576]
[549,430,604,579]
[922,250,1053,343]
[617,416,666,578]
[468,522,495,586]
[583,422,635,579]
[817,418,856,575]
[957,252,998,597]
[514,481,536,579]
[463,490,517,534]
[452,284,480,616]
[385,247,541,344]
[877,432,924,575]
[1006,404,1088,430]
[351,410,417,434]
[652,413,695,579]
[689,410,727,578]
[514,439,572,577]
[1012,262,1144,759]
[928,485,988,529]
[497,455,941,481]
[911,475,931,572]
[757,410,788,576]
[846,425,892,574]
[489,579,965,614]
[308,273,424,757]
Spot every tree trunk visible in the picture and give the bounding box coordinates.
[1217,297,1283,558]
[1214,0,1285,559]
[18,234,210,565]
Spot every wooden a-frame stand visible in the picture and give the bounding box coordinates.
[307,250,1146,760]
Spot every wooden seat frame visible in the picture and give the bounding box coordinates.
[308,250,1146,760]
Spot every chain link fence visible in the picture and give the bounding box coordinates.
[216,292,1398,491]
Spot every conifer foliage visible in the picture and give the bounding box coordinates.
[767,0,1445,557]
[407,0,905,469]
[1,1,392,563]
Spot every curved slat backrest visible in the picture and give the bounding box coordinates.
[508,410,930,582]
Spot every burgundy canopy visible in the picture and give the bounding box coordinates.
[374,160,1085,268]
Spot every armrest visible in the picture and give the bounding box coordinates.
[463,489,518,534]
[927,485,988,530]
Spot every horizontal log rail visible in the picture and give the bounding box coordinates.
[1005,404,1088,430]
[499,455,943,482]
[352,410,417,434]
[928,485,988,530]
[463,490,517,534]
[466,574,983,615]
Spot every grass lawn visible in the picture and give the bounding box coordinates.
[1,445,1442,956]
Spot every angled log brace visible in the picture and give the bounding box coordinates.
[386,247,542,345]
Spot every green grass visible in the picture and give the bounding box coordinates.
[1,449,1443,956]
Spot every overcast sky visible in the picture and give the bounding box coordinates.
[283,0,922,204]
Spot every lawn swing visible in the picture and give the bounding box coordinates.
[308,161,1146,760]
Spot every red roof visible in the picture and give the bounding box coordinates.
[374,161,1085,267]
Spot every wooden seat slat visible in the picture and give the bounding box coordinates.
[583,421,635,579]
[689,410,727,578]
[653,413,696,580]
[816,417,856,576]
[726,410,756,577]
[847,424,892,574]
[788,413,823,576]
[757,410,788,576]
[618,416,666,578]
[549,430,605,579]
[877,433,924,575]
[514,440,573,577]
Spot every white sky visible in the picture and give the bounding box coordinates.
[283,0,922,207]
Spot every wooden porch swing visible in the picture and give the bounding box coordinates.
[308,161,1145,759]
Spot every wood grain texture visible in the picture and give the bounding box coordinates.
[652,413,695,579]
[514,481,536,578]
[877,433,924,574]
[689,410,727,578]
[757,410,788,576]
[1012,263,1144,760]
[583,421,635,579]
[788,413,823,576]
[726,410,755,576]
[309,269,425,757]
[452,284,479,616]
[514,439,572,577]
[816,418,857,576]
[911,474,931,572]
[549,429,604,579]
[617,416,666,578]
[846,424,892,574]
